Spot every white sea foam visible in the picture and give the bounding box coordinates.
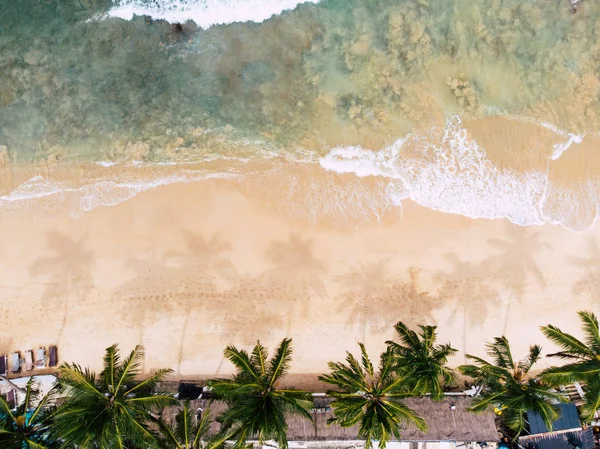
[551,133,584,160]
[511,115,585,161]
[106,0,321,28]
[0,171,237,215]
[320,117,600,232]
[2,118,598,231]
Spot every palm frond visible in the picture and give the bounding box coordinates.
[376,347,396,389]
[57,363,104,399]
[580,378,600,423]
[125,368,174,396]
[359,343,374,379]
[268,338,293,387]
[324,344,426,448]
[578,311,600,348]
[115,345,145,393]
[205,427,238,449]
[224,346,259,382]
[391,321,420,351]
[176,400,193,448]
[419,325,436,350]
[541,324,592,357]
[126,394,178,410]
[517,345,542,374]
[101,343,120,389]
[468,390,505,413]
[486,337,515,370]
[192,403,214,448]
[211,338,310,449]
[386,322,456,399]
[154,415,181,449]
[28,385,57,425]
[251,341,269,378]
[278,395,313,422]
[464,337,558,437]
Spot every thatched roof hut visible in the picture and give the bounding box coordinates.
[162,396,497,443]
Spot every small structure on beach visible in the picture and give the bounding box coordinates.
[519,403,594,449]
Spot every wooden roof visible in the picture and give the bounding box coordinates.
[162,396,498,442]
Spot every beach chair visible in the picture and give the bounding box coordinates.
[35,348,46,368]
[6,390,15,405]
[0,355,6,376]
[49,345,58,367]
[24,350,33,372]
[10,352,20,373]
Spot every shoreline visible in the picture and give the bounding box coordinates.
[1,166,598,376]
[1,114,599,231]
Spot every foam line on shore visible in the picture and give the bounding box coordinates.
[320,117,599,232]
[0,171,237,215]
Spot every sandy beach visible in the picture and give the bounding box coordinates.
[1,157,598,379]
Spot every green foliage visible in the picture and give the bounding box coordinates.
[459,336,565,438]
[154,400,234,449]
[541,310,600,422]
[319,344,427,449]
[51,344,177,449]
[386,322,457,400]
[0,377,59,449]
[208,338,313,449]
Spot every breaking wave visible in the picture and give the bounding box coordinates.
[2,118,598,232]
[320,117,600,232]
[106,0,321,28]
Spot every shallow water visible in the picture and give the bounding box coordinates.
[1,0,599,229]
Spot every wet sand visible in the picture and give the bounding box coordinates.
[1,163,598,378]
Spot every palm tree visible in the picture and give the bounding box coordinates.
[541,310,600,422]
[154,401,233,449]
[0,377,58,449]
[459,337,565,438]
[208,338,313,449]
[51,344,177,449]
[319,344,427,449]
[386,321,457,400]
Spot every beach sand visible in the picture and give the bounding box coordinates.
[0,159,598,381]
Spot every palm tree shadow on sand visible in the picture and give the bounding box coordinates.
[114,231,237,375]
[164,230,237,286]
[483,224,549,334]
[436,253,499,361]
[29,231,95,346]
[264,233,329,334]
[208,276,286,346]
[336,261,442,344]
[569,237,600,304]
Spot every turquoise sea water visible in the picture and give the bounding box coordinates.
[1,0,599,229]
[1,0,597,160]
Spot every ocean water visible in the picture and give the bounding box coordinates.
[1,0,599,230]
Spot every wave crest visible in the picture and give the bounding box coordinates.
[106,0,321,28]
[320,117,599,232]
